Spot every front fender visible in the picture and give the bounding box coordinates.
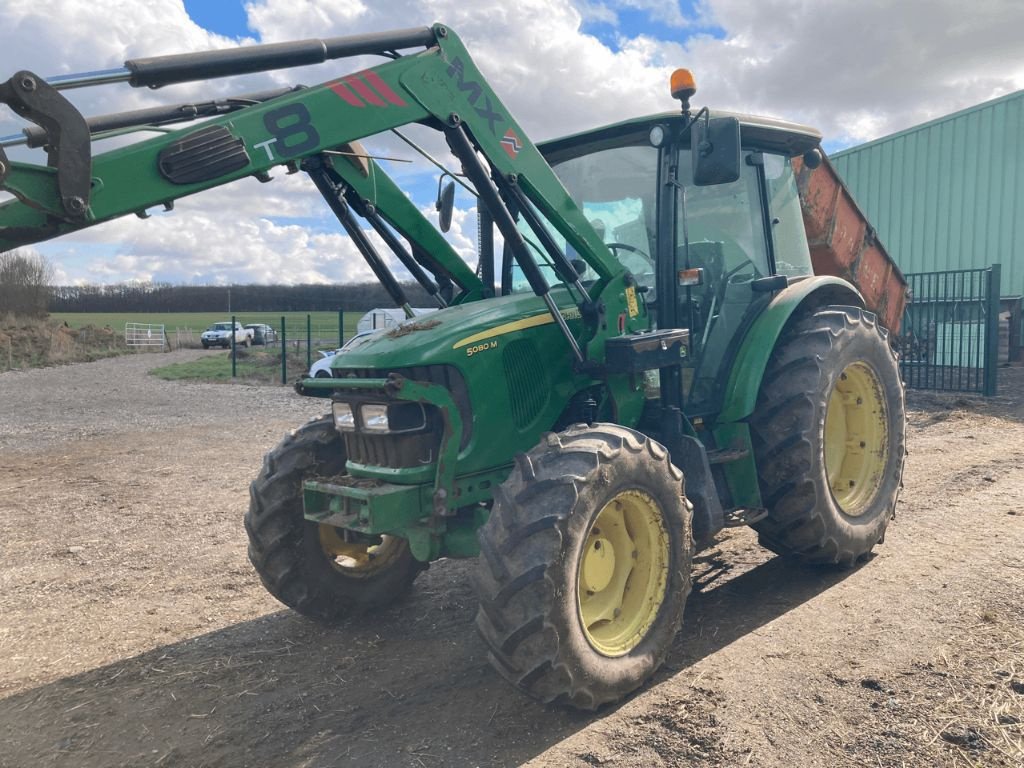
[717,276,863,424]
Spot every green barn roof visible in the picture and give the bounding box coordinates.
[830,90,1023,297]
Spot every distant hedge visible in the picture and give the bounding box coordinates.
[48,280,435,314]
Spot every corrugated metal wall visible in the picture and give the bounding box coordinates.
[830,90,1023,297]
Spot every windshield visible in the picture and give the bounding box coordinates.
[212,323,232,331]
[510,144,658,293]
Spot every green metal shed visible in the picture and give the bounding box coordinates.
[830,90,1023,297]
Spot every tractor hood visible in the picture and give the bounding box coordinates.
[331,291,582,375]
[323,290,590,479]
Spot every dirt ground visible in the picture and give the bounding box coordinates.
[1,352,1022,768]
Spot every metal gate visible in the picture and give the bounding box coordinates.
[898,264,1001,395]
[125,322,167,349]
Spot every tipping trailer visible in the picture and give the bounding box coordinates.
[0,25,906,709]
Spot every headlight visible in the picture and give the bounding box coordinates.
[361,403,390,433]
[332,401,356,431]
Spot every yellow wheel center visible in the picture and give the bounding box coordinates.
[581,537,616,593]
[824,361,889,516]
[319,524,394,572]
[577,489,670,657]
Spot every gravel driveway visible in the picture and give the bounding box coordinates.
[0,350,324,452]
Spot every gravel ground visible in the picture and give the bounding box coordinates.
[0,350,324,452]
[1,354,1022,768]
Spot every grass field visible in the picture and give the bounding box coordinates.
[150,348,311,384]
[53,311,360,344]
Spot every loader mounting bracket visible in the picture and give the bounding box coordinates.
[0,70,92,219]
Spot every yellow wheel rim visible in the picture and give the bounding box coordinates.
[318,525,397,573]
[824,361,888,516]
[577,489,670,657]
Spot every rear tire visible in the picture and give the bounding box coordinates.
[474,424,692,709]
[246,416,424,621]
[750,305,905,566]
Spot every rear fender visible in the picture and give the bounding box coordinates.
[708,276,862,511]
[717,276,863,425]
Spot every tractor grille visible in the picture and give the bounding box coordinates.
[502,339,549,428]
[337,364,472,469]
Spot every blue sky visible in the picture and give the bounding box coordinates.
[581,3,725,52]
[181,0,250,38]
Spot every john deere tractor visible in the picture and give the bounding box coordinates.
[0,24,905,708]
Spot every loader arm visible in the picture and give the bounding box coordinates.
[0,24,624,309]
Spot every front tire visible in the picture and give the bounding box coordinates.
[474,424,692,709]
[750,305,906,566]
[245,416,424,621]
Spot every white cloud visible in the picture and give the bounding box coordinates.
[2,0,1022,287]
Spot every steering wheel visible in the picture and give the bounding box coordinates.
[723,257,758,285]
[606,242,655,273]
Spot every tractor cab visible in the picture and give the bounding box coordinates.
[529,109,821,416]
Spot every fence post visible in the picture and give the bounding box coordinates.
[306,314,312,371]
[984,264,1001,396]
[231,314,237,378]
[338,309,344,347]
[280,315,287,386]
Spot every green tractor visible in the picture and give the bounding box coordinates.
[0,24,905,709]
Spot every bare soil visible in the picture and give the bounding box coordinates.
[0,317,127,370]
[1,352,1022,768]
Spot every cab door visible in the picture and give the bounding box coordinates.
[660,147,811,416]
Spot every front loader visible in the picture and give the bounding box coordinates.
[0,24,906,709]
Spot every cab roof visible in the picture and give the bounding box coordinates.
[539,110,822,161]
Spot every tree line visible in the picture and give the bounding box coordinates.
[48,280,436,313]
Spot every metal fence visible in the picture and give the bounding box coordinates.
[225,312,348,383]
[897,264,1000,396]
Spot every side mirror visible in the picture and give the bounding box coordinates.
[802,148,823,169]
[691,116,741,186]
[436,178,456,233]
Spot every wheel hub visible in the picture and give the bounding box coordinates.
[824,361,889,516]
[577,489,670,657]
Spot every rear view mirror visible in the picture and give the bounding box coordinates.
[691,116,741,186]
[436,178,456,233]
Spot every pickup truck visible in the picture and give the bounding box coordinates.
[200,322,253,349]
